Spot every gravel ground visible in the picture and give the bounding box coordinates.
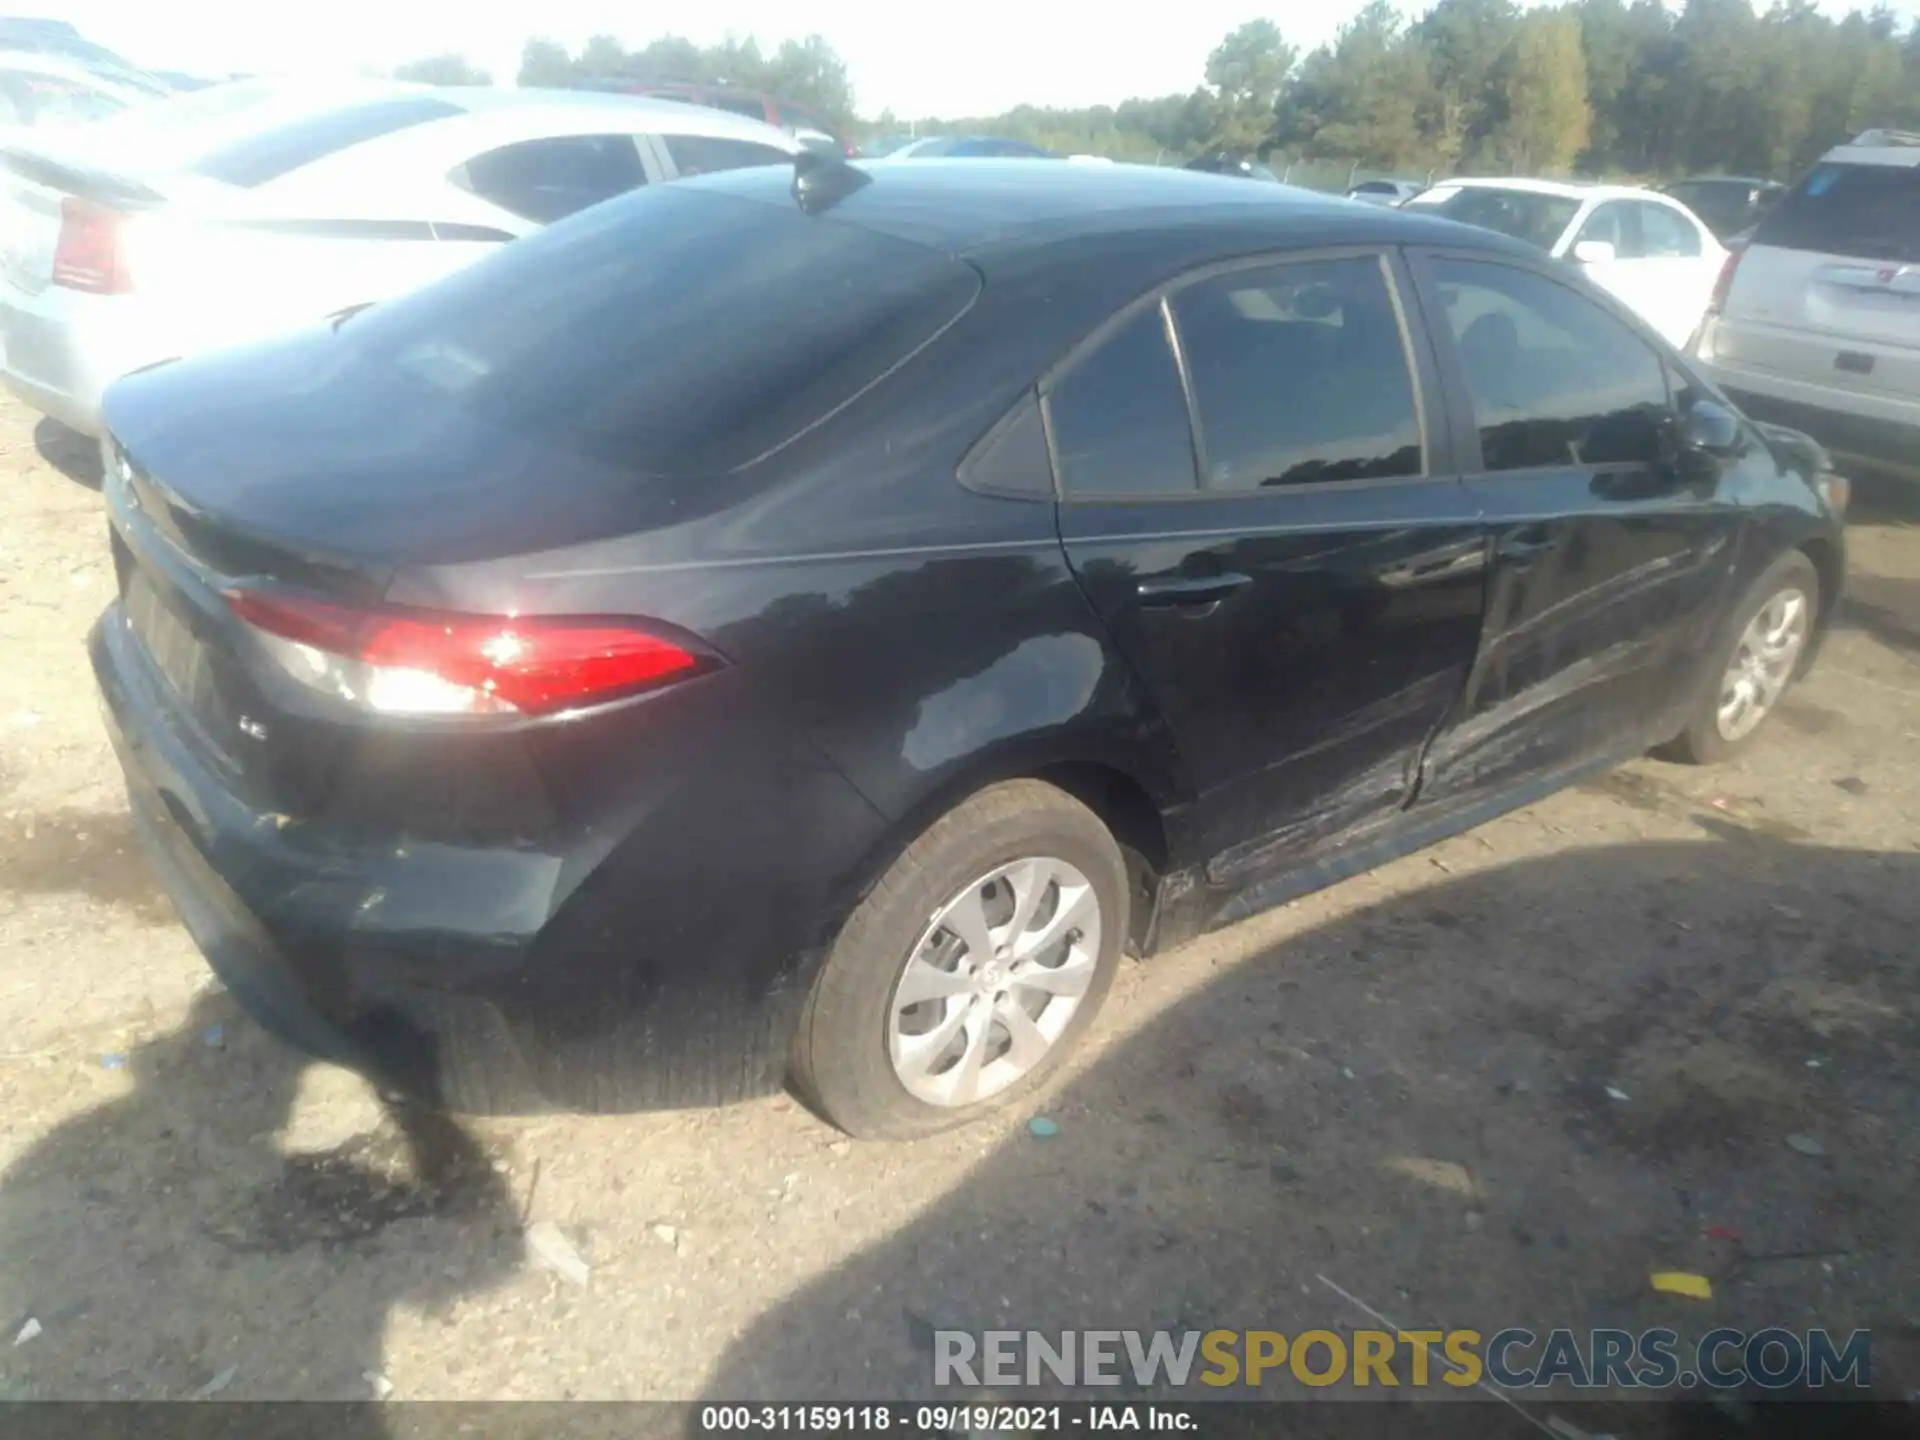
[0,398,1915,1426]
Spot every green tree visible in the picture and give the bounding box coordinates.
[1482,11,1592,171]
[517,37,573,88]
[1276,2,1437,167]
[393,54,490,86]
[1204,19,1298,152]
[1417,0,1522,166]
[576,34,628,80]
[763,35,856,125]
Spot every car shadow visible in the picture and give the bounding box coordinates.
[31,416,102,491]
[0,990,523,1410]
[704,836,1920,1430]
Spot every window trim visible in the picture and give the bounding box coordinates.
[1404,245,1681,481]
[1038,245,1443,505]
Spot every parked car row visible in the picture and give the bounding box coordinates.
[69,141,1845,1136]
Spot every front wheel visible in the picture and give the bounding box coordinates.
[1665,550,1819,765]
[792,780,1128,1140]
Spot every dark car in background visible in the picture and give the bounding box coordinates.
[577,78,853,156]
[1183,152,1282,181]
[1662,175,1785,243]
[91,159,1846,1140]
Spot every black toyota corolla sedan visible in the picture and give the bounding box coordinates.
[92,157,1847,1139]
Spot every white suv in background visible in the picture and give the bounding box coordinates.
[1692,128,1920,481]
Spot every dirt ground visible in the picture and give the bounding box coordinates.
[0,396,1916,1427]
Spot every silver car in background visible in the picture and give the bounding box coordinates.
[0,80,801,436]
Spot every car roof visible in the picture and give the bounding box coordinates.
[1430,175,1686,205]
[679,157,1542,259]
[1667,175,1779,187]
[1821,129,1920,167]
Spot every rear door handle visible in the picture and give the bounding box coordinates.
[1135,572,1253,607]
[1498,526,1559,564]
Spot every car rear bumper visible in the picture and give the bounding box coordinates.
[1718,383,1920,482]
[0,285,174,438]
[91,601,862,1113]
[1696,337,1920,480]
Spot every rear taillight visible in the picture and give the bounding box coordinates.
[225,589,710,718]
[51,197,130,294]
[1707,246,1744,317]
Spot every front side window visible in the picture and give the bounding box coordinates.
[1172,256,1423,490]
[1430,257,1672,472]
[1046,303,1197,499]
[1635,201,1703,257]
[1575,202,1641,258]
[455,134,647,224]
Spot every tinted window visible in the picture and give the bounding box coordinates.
[664,134,791,176]
[1755,162,1920,263]
[1406,186,1582,251]
[342,185,980,476]
[1636,202,1702,257]
[189,96,461,187]
[1432,258,1671,472]
[1173,257,1422,490]
[1047,303,1196,498]
[457,135,646,224]
[1352,181,1398,195]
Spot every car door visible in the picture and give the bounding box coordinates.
[1407,249,1742,807]
[1630,198,1723,347]
[1564,199,1658,329]
[1051,250,1488,887]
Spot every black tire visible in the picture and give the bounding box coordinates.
[792,779,1129,1141]
[1663,549,1820,765]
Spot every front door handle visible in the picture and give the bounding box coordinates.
[1135,572,1253,608]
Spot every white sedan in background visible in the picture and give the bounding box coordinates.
[1402,177,1728,348]
[0,80,802,436]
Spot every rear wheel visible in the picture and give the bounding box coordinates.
[793,780,1128,1140]
[1666,550,1818,764]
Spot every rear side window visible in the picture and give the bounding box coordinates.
[663,134,791,177]
[1756,162,1920,263]
[1046,303,1197,498]
[1431,257,1671,472]
[189,96,461,187]
[1172,256,1422,489]
[456,135,647,224]
[343,185,980,476]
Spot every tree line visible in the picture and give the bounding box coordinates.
[396,0,1920,182]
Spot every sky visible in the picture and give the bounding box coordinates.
[55,0,1920,119]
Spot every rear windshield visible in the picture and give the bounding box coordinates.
[187,95,461,187]
[1405,186,1581,252]
[342,183,981,475]
[1755,162,1920,263]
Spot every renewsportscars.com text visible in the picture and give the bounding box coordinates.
[934,1327,1872,1391]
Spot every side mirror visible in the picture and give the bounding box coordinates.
[1572,239,1617,265]
[1681,398,1743,456]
